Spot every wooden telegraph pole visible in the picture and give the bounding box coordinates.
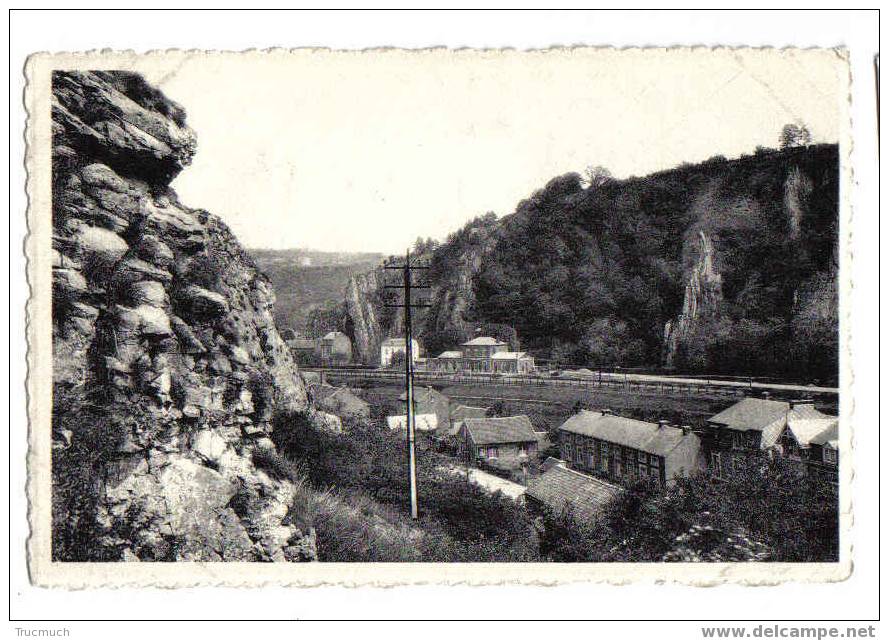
[384,250,430,519]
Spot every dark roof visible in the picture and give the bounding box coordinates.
[708,398,790,432]
[559,410,692,457]
[526,465,623,522]
[463,415,538,445]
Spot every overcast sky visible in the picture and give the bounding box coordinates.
[141,49,845,254]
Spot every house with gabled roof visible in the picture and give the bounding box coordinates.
[310,384,370,420]
[558,409,702,486]
[458,415,539,464]
[526,462,624,523]
[398,386,450,433]
[447,404,488,436]
[319,330,352,364]
[704,395,839,479]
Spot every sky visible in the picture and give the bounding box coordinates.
[141,49,846,254]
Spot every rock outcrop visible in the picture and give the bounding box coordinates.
[51,71,315,561]
[663,230,724,367]
[343,267,388,365]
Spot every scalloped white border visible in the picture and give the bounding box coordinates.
[24,47,854,588]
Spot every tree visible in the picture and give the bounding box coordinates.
[583,165,613,189]
[388,349,406,370]
[578,318,645,368]
[486,400,507,417]
[779,123,812,149]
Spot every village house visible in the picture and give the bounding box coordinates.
[429,350,463,373]
[525,461,624,523]
[428,336,536,374]
[705,395,839,481]
[319,331,352,365]
[398,386,451,433]
[458,415,540,465]
[447,404,489,436]
[309,384,370,421]
[379,336,421,368]
[286,333,319,358]
[558,410,702,487]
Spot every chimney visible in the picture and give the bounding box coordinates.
[658,419,669,430]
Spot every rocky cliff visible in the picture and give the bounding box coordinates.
[340,214,502,364]
[663,230,724,367]
[339,147,838,380]
[51,71,315,561]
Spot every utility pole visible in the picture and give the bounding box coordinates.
[384,250,430,519]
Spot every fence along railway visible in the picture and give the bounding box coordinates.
[304,367,838,400]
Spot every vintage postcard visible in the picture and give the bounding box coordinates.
[25,48,851,587]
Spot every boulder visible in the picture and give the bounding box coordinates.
[170,315,206,354]
[135,235,175,268]
[176,285,229,318]
[133,304,172,336]
[112,256,174,288]
[126,280,168,307]
[73,222,129,265]
[53,268,87,300]
[192,429,229,465]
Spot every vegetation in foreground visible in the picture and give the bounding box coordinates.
[542,454,838,563]
[271,408,839,563]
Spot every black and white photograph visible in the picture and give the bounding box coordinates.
[10,12,882,633]
[34,47,849,574]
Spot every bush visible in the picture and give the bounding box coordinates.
[52,384,128,561]
[538,455,838,562]
[272,409,539,561]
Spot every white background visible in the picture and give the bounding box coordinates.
[5,4,882,634]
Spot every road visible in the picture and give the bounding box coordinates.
[438,464,527,500]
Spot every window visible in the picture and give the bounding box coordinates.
[823,447,838,465]
[519,443,529,457]
[637,450,645,463]
[488,446,499,459]
[599,442,609,472]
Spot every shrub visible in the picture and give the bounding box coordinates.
[272,408,540,562]
[51,384,127,561]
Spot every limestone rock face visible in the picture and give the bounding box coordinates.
[52,71,315,562]
[663,231,724,367]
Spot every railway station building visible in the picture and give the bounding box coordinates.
[428,336,536,374]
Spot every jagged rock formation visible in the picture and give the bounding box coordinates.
[341,215,500,364]
[343,267,388,365]
[51,71,315,561]
[663,231,723,367]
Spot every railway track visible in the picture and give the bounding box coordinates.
[305,367,838,399]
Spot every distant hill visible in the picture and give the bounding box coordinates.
[252,249,384,335]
